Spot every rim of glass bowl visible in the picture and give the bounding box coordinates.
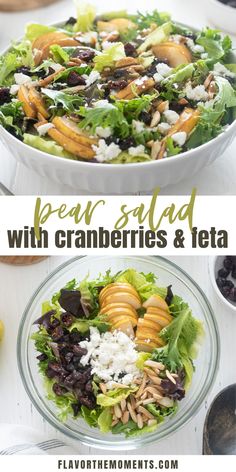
[17,256,220,450]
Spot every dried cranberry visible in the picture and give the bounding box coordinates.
[52,383,67,396]
[51,325,65,341]
[67,71,86,86]
[69,330,82,343]
[232,268,236,279]
[228,287,236,302]
[72,403,80,416]
[61,312,74,327]
[80,396,95,409]
[15,66,32,76]
[65,363,75,372]
[139,110,152,125]
[63,374,76,388]
[124,42,137,57]
[216,277,227,290]
[72,345,87,356]
[46,367,57,379]
[72,48,95,62]
[220,285,231,299]
[36,353,48,362]
[224,280,234,290]
[218,267,230,279]
[113,69,127,79]
[118,137,136,151]
[0,87,11,105]
[73,371,87,383]
[165,285,174,306]
[33,310,57,331]
[223,257,234,271]
[65,352,74,364]
[66,16,77,25]
[107,79,127,90]
[85,381,93,393]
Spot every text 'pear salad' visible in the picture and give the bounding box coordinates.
[0,2,236,163]
[32,268,203,437]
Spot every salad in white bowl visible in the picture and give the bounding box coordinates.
[0,1,236,165]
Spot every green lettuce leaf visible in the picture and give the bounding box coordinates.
[109,151,151,164]
[93,43,126,72]
[50,45,70,64]
[166,137,181,157]
[115,268,167,301]
[68,317,110,334]
[79,103,130,138]
[97,387,137,407]
[0,52,20,85]
[97,407,113,433]
[136,352,151,369]
[125,421,158,437]
[81,406,101,427]
[73,0,96,32]
[147,403,177,420]
[196,28,232,61]
[45,377,76,422]
[166,63,194,84]
[135,10,171,30]
[41,87,84,113]
[23,133,74,158]
[138,22,173,53]
[25,23,56,42]
[12,39,34,68]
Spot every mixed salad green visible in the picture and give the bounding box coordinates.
[32,268,203,437]
[0,2,236,163]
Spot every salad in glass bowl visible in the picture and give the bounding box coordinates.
[31,267,204,437]
[0,1,236,165]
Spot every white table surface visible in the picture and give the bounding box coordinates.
[0,255,235,455]
[0,0,236,195]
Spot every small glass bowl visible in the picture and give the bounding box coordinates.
[17,256,220,450]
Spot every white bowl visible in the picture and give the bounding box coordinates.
[206,0,236,35]
[1,22,236,195]
[208,256,236,311]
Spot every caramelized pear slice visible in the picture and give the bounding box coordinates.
[137,318,161,332]
[115,77,155,100]
[100,302,137,316]
[101,291,141,309]
[135,340,158,353]
[97,18,136,33]
[143,294,169,312]
[52,117,98,147]
[28,88,49,119]
[47,128,95,159]
[17,85,37,119]
[111,318,134,337]
[152,41,192,67]
[145,313,171,328]
[99,282,140,305]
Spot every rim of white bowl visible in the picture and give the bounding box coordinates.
[209,0,236,12]
[208,256,236,311]
[1,20,236,170]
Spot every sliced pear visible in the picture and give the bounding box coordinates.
[101,291,141,309]
[47,128,95,159]
[137,332,165,347]
[33,32,79,64]
[100,302,137,316]
[111,318,134,337]
[143,295,169,312]
[28,88,49,119]
[137,318,161,332]
[115,77,155,100]
[52,117,98,147]
[103,307,138,322]
[167,108,200,136]
[146,307,173,322]
[17,85,37,119]
[136,340,158,353]
[111,314,137,328]
[152,41,192,67]
[99,282,140,305]
[97,18,137,33]
[32,32,69,51]
[145,313,171,328]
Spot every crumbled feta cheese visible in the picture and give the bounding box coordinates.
[10,84,20,95]
[213,62,235,78]
[201,53,208,60]
[132,120,145,133]
[95,126,112,138]
[79,327,141,387]
[79,31,98,44]
[92,139,120,162]
[156,63,173,77]
[14,73,32,86]
[153,72,164,83]
[135,75,148,86]
[128,145,145,156]
[172,131,187,146]
[184,82,209,101]
[186,38,205,54]
[157,122,171,134]
[36,123,55,137]
[102,41,120,50]
[94,100,115,109]
[163,109,179,125]
[171,34,182,44]
[83,70,101,87]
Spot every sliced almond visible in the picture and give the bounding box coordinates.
[120,398,126,412]
[137,414,144,429]
[122,410,130,424]
[157,100,169,113]
[127,402,138,423]
[204,73,214,89]
[151,140,161,159]
[166,369,177,385]
[150,110,160,128]
[144,360,165,370]
[137,406,155,419]
[99,383,107,394]
[135,373,147,398]
[114,404,122,419]
[112,419,119,427]
[142,398,156,405]
[148,375,162,386]
[153,392,163,401]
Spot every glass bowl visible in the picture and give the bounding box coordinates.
[17,256,220,450]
